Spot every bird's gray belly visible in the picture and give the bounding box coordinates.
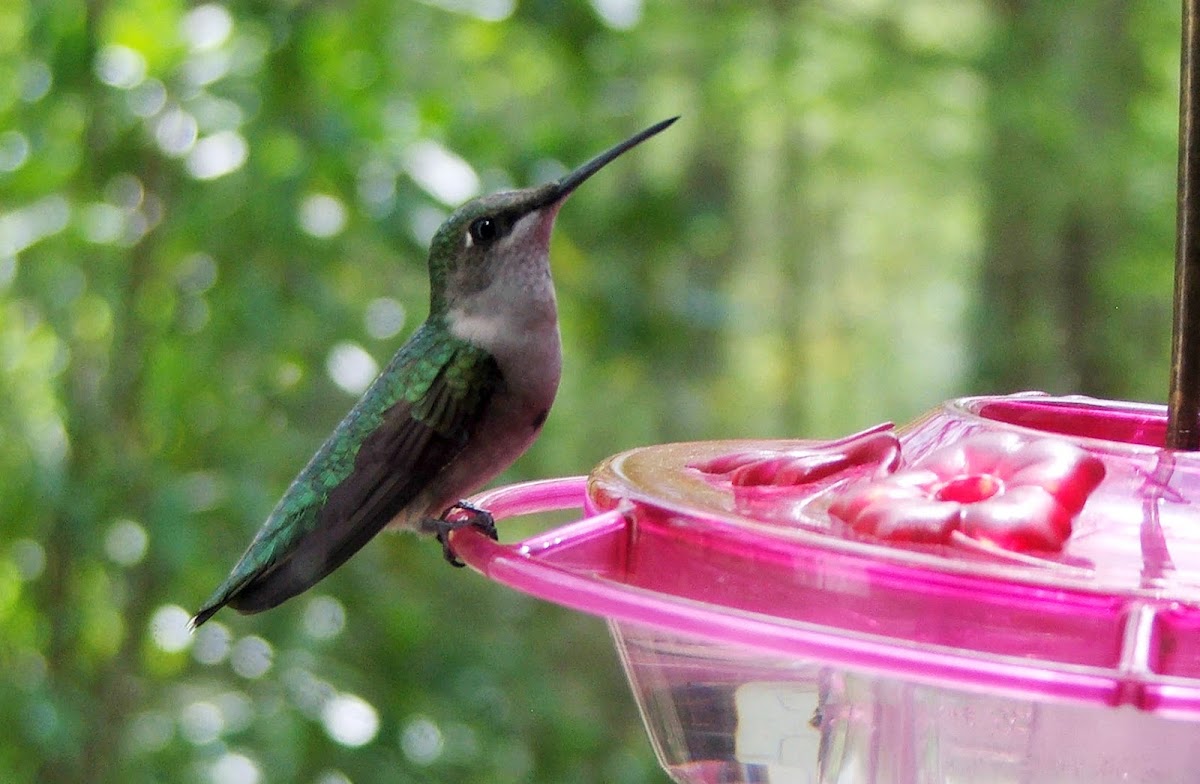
[388,370,559,530]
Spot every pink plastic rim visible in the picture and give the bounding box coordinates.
[961,395,1168,448]
[449,482,1199,716]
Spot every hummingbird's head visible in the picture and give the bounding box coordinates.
[426,183,564,313]
[424,116,679,315]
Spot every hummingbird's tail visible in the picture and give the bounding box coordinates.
[191,494,401,628]
[190,531,372,628]
[190,597,226,629]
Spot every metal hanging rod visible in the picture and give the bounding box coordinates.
[1168,0,1200,449]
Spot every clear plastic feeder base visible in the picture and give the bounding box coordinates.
[611,620,1200,784]
[450,395,1200,784]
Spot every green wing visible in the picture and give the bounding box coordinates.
[193,322,502,626]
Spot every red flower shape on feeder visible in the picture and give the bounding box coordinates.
[691,425,901,488]
[828,432,1106,551]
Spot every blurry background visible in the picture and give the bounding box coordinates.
[0,1,1183,782]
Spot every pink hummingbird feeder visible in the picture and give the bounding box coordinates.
[451,395,1200,784]
[449,5,1200,783]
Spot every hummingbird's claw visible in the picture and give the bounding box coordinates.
[432,501,497,567]
[436,527,466,568]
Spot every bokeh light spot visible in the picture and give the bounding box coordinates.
[127,79,167,117]
[127,710,175,754]
[409,205,447,247]
[178,252,219,293]
[214,691,254,734]
[357,158,397,212]
[0,195,71,257]
[106,173,145,209]
[183,4,235,51]
[322,693,379,747]
[400,715,444,765]
[187,131,248,180]
[210,752,261,784]
[303,595,346,640]
[0,256,15,289]
[150,605,194,653]
[105,518,149,566]
[194,94,244,132]
[298,193,348,238]
[326,342,378,395]
[31,416,69,470]
[0,131,31,173]
[155,107,199,157]
[590,0,643,29]
[11,538,46,581]
[193,621,232,665]
[315,771,352,784]
[404,141,480,206]
[284,667,336,719]
[364,297,406,340]
[180,700,224,745]
[80,202,126,245]
[274,360,303,389]
[21,60,52,102]
[230,635,273,679]
[181,471,226,512]
[95,44,147,89]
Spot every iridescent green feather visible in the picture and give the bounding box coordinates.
[193,319,495,621]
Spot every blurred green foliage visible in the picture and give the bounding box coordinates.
[0,0,1183,782]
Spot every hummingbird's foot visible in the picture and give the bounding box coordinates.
[431,501,498,567]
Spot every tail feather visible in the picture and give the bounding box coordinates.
[190,507,394,628]
[190,599,226,630]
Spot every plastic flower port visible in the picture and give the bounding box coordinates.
[828,432,1106,551]
[691,425,901,487]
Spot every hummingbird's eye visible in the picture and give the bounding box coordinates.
[468,216,499,245]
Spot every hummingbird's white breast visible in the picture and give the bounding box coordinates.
[447,266,562,402]
[446,207,562,387]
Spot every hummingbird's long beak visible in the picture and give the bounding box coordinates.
[538,116,679,208]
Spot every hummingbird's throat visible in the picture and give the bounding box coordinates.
[490,206,560,261]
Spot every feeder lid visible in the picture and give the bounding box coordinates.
[452,394,1200,715]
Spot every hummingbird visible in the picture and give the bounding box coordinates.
[191,117,677,628]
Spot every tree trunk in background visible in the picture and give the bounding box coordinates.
[974,3,1142,397]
